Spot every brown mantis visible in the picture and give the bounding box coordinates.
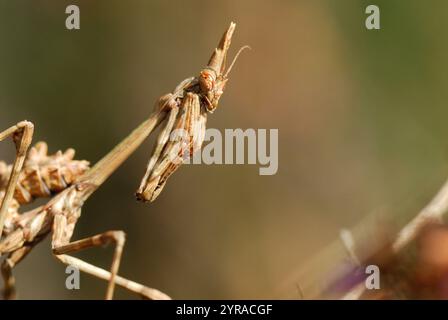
[136,22,249,202]
[0,22,245,300]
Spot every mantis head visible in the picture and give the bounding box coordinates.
[198,22,250,113]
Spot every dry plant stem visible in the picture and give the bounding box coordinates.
[339,229,361,266]
[342,176,448,300]
[341,283,367,300]
[0,121,34,239]
[391,177,448,251]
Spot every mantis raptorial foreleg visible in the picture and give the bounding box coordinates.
[137,93,206,202]
[136,22,245,202]
[137,96,179,201]
[0,121,34,239]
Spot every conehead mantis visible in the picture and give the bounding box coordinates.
[136,22,249,202]
[0,22,246,299]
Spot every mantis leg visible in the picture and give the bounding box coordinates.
[52,212,126,300]
[136,104,179,201]
[54,254,171,300]
[51,211,169,300]
[138,93,205,202]
[0,121,34,239]
[1,245,33,300]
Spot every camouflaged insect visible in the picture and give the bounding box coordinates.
[136,22,248,202]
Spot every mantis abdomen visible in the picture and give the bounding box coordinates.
[0,141,89,205]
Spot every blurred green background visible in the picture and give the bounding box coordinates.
[1,0,448,299]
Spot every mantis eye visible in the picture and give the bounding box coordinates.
[199,69,216,93]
